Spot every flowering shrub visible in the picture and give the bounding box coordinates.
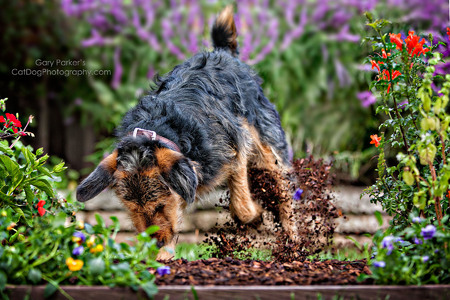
[0,99,164,297]
[362,15,450,284]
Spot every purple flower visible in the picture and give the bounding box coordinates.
[413,237,423,245]
[357,91,377,107]
[381,235,398,255]
[156,266,171,276]
[73,231,86,242]
[412,216,423,223]
[373,261,386,268]
[421,225,437,240]
[111,46,123,89]
[72,246,84,256]
[421,256,429,262]
[293,188,303,201]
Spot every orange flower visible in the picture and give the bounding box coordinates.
[405,31,429,57]
[371,60,380,72]
[66,257,84,271]
[381,49,391,59]
[90,244,104,254]
[370,134,382,147]
[389,33,403,50]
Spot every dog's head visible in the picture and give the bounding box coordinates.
[76,136,198,246]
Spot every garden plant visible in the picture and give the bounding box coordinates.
[363,14,450,284]
[0,99,163,299]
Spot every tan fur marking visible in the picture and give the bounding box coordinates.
[228,152,262,224]
[100,150,118,172]
[155,147,181,173]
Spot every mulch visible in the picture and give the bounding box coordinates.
[154,258,372,286]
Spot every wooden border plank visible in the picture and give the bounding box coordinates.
[6,285,450,300]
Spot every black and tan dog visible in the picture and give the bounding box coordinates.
[77,6,295,258]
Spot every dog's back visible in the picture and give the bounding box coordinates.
[117,7,289,187]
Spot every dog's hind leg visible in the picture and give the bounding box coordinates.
[244,124,298,240]
[228,153,263,224]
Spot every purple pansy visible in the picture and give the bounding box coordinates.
[421,225,437,240]
[72,246,84,256]
[73,231,86,242]
[421,256,429,262]
[381,235,399,255]
[156,266,171,276]
[412,216,423,223]
[413,237,422,245]
[373,261,386,268]
[293,188,303,201]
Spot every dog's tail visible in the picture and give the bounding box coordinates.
[211,5,238,57]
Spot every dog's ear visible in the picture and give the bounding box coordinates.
[76,151,118,202]
[162,157,198,204]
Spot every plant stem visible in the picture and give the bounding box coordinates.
[428,162,442,226]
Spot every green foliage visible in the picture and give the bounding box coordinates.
[0,100,163,297]
[364,217,450,285]
[363,17,450,284]
[0,209,161,298]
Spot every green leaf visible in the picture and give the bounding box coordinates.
[0,271,6,291]
[145,225,160,236]
[95,213,105,228]
[0,155,23,193]
[21,147,35,165]
[29,179,55,198]
[0,141,13,156]
[28,268,42,284]
[11,206,29,226]
[89,257,105,275]
[37,166,53,178]
[53,161,66,173]
[44,283,58,298]
[374,211,383,227]
[141,281,158,298]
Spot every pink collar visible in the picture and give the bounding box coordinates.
[131,128,181,152]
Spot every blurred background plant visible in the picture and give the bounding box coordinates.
[0,0,449,189]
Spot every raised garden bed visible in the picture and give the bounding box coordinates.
[6,258,450,299]
[7,284,450,300]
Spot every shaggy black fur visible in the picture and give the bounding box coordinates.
[116,50,289,187]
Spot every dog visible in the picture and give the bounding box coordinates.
[76,6,295,259]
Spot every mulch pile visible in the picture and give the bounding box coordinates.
[155,258,372,285]
[203,156,339,262]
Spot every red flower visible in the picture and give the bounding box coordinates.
[370,134,382,147]
[371,60,380,72]
[447,27,450,39]
[389,33,403,50]
[37,200,46,216]
[0,116,5,124]
[38,207,46,216]
[5,113,22,128]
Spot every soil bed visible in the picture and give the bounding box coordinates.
[155,258,371,286]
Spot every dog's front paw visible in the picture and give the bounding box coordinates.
[157,246,175,261]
